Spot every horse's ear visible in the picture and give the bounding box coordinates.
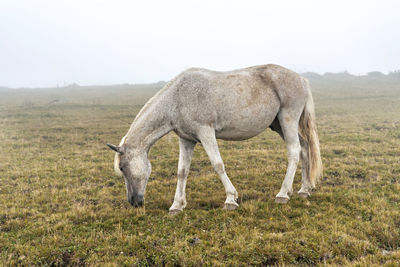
[107,143,122,153]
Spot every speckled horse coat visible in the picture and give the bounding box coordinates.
[107,64,322,213]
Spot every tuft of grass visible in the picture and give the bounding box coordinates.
[1,79,400,265]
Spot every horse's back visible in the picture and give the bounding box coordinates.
[172,65,307,141]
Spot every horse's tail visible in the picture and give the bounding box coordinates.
[298,79,322,188]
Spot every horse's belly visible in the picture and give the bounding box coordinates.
[215,127,267,140]
[214,104,279,141]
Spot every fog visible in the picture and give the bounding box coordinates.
[1,0,399,88]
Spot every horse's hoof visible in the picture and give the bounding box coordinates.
[223,203,239,210]
[169,209,182,216]
[275,197,289,204]
[298,192,310,198]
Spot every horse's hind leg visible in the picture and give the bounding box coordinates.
[198,126,239,210]
[271,119,313,199]
[275,109,302,204]
[298,136,313,198]
[169,138,196,214]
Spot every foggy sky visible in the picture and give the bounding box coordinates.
[1,0,399,88]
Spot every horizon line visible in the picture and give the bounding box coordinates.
[1,70,399,90]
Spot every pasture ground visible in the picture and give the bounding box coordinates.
[1,75,400,266]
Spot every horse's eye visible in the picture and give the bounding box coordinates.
[119,166,124,171]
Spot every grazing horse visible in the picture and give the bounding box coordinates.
[107,64,322,213]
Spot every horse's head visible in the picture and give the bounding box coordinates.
[107,143,151,207]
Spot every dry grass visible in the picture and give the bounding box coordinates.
[1,77,400,266]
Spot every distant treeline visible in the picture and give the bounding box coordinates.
[2,71,400,91]
[300,71,400,96]
[0,71,399,106]
[1,71,400,91]
[0,81,167,91]
[302,71,400,80]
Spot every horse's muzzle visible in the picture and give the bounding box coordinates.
[129,194,144,207]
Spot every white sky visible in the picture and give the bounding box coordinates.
[1,0,399,88]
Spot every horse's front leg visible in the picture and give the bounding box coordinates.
[169,138,196,214]
[198,127,239,210]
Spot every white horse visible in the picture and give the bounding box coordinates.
[107,64,322,213]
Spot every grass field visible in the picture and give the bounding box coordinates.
[1,74,400,266]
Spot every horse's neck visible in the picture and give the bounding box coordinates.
[124,95,173,153]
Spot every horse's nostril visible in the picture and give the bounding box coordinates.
[128,195,144,207]
[136,195,144,207]
[128,195,135,206]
